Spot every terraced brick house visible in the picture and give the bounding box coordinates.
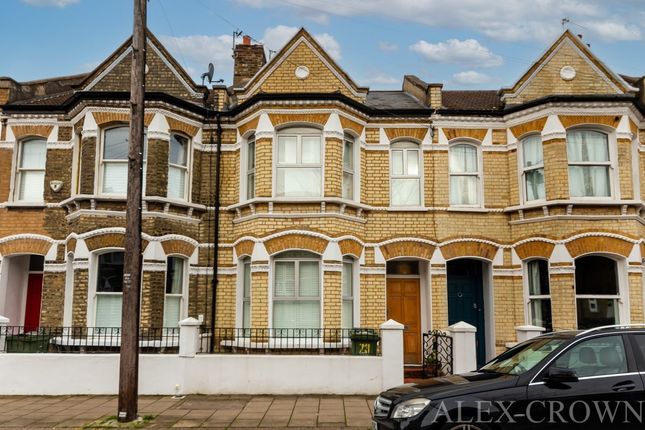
[0,28,644,366]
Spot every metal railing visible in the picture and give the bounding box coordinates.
[0,326,179,354]
[422,330,453,377]
[198,328,381,355]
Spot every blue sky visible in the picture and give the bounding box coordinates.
[2,0,645,90]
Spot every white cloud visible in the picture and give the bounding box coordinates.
[378,41,399,51]
[237,0,643,42]
[361,74,399,85]
[262,25,341,60]
[410,39,503,68]
[21,0,78,6]
[159,34,233,84]
[452,71,492,85]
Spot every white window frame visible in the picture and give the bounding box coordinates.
[342,132,358,201]
[273,127,323,198]
[574,254,629,329]
[566,128,617,200]
[98,126,147,196]
[269,250,322,330]
[519,134,546,204]
[389,141,423,208]
[236,257,252,330]
[13,137,47,203]
[342,257,358,329]
[448,141,483,207]
[163,255,189,327]
[240,133,256,201]
[88,249,125,328]
[167,133,190,201]
[523,259,552,331]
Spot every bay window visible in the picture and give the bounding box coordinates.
[342,259,354,329]
[167,133,189,200]
[567,130,611,198]
[246,134,256,199]
[521,135,545,201]
[101,126,147,195]
[273,251,320,330]
[575,255,621,329]
[95,252,124,327]
[390,141,421,206]
[449,143,480,206]
[15,138,47,202]
[342,133,355,200]
[163,256,186,327]
[276,129,322,197]
[526,259,552,332]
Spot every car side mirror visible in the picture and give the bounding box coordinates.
[545,367,579,384]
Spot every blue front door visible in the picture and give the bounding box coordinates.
[447,259,486,368]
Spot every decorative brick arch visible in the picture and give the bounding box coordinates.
[238,117,259,137]
[11,125,53,140]
[338,238,363,258]
[269,113,329,128]
[161,239,196,258]
[514,241,555,260]
[0,237,52,257]
[384,128,427,141]
[234,239,255,258]
[84,233,148,252]
[264,234,327,256]
[440,240,498,261]
[566,236,634,258]
[509,117,547,139]
[380,240,435,261]
[66,238,77,254]
[167,117,199,137]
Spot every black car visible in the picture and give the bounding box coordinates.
[373,325,645,429]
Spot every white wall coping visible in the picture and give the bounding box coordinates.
[448,321,477,333]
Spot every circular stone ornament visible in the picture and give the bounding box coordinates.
[560,65,576,81]
[295,65,310,80]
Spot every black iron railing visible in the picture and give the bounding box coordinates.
[198,328,381,355]
[0,326,179,353]
[422,330,453,377]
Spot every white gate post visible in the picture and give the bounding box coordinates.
[380,319,404,390]
[448,321,477,374]
[515,325,545,343]
[0,315,8,353]
[178,317,201,358]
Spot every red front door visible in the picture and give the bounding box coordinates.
[24,273,43,332]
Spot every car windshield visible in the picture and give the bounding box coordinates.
[480,337,567,375]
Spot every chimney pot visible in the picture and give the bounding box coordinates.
[577,34,583,39]
[243,35,251,45]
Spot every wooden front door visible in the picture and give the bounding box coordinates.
[387,278,421,364]
[24,273,43,332]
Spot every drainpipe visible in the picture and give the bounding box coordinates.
[209,109,222,353]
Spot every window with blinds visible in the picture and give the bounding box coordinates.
[449,143,481,206]
[521,135,545,201]
[273,251,321,329]
[15,138,47,202]
[101,127,147,195]
[164,256,186,327]
[168,134,189,200]
[95,252,124,327]
[275,129,322,197]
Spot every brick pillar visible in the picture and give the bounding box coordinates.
[44,148,72,202]
[508,147,520,206]
[216,274,236,327]
[324,137,343,197]
[492,274,523,355]
[549,266,576,331]
[430,264,448,329]
[542,138,569,200]
[40,271,65,326]
[255,137,273,197]
[628,270,644,323]
[79,136,96,194]
[617,138,633,199]
[145,138,169,197]
[72,266,89,326]
[140,270,165,328]
[250,264,269,329]
[360,272,387,328]
[323,263,342,340]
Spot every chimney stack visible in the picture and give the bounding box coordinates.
[233,35,266,87]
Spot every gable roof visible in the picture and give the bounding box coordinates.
[234,28,369,102]
[501,30,636,103]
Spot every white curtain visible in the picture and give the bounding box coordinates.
[277,168,322,197]
[522,136,543,167]
[19,171,45,201]
[18,139,47,201]
[567,131,609,162]
[450,176,478,205]
[449,144,477,173]
[567,130,610,197]
[167,166,186,199]
[569,166,609,197]
[163,296,181,327]
[392,178,420,206]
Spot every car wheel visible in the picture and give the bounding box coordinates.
[440,424,492,430]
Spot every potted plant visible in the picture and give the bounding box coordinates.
[424,352,444,377]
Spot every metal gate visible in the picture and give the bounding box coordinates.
[422,330,453,378]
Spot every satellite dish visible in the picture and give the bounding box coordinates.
[201,63,215,85]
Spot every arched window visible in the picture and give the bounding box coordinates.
[101,126,147,195]
[449,143,481,206]
[390,141,421,206]
[526,259,552,331]
[168,133,189,200]
[94,251,124,327]
[567,130,611,197]
[342,133,356,200]
[521,135,545,201]
[575,255,620,329]
[275,128,322,197]
[15,138,46,202]
[273,251,321,329]
[164,256,187,327]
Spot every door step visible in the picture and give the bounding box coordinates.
[404,366,425,381]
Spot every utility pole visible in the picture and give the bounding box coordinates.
[118,0,146,422]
